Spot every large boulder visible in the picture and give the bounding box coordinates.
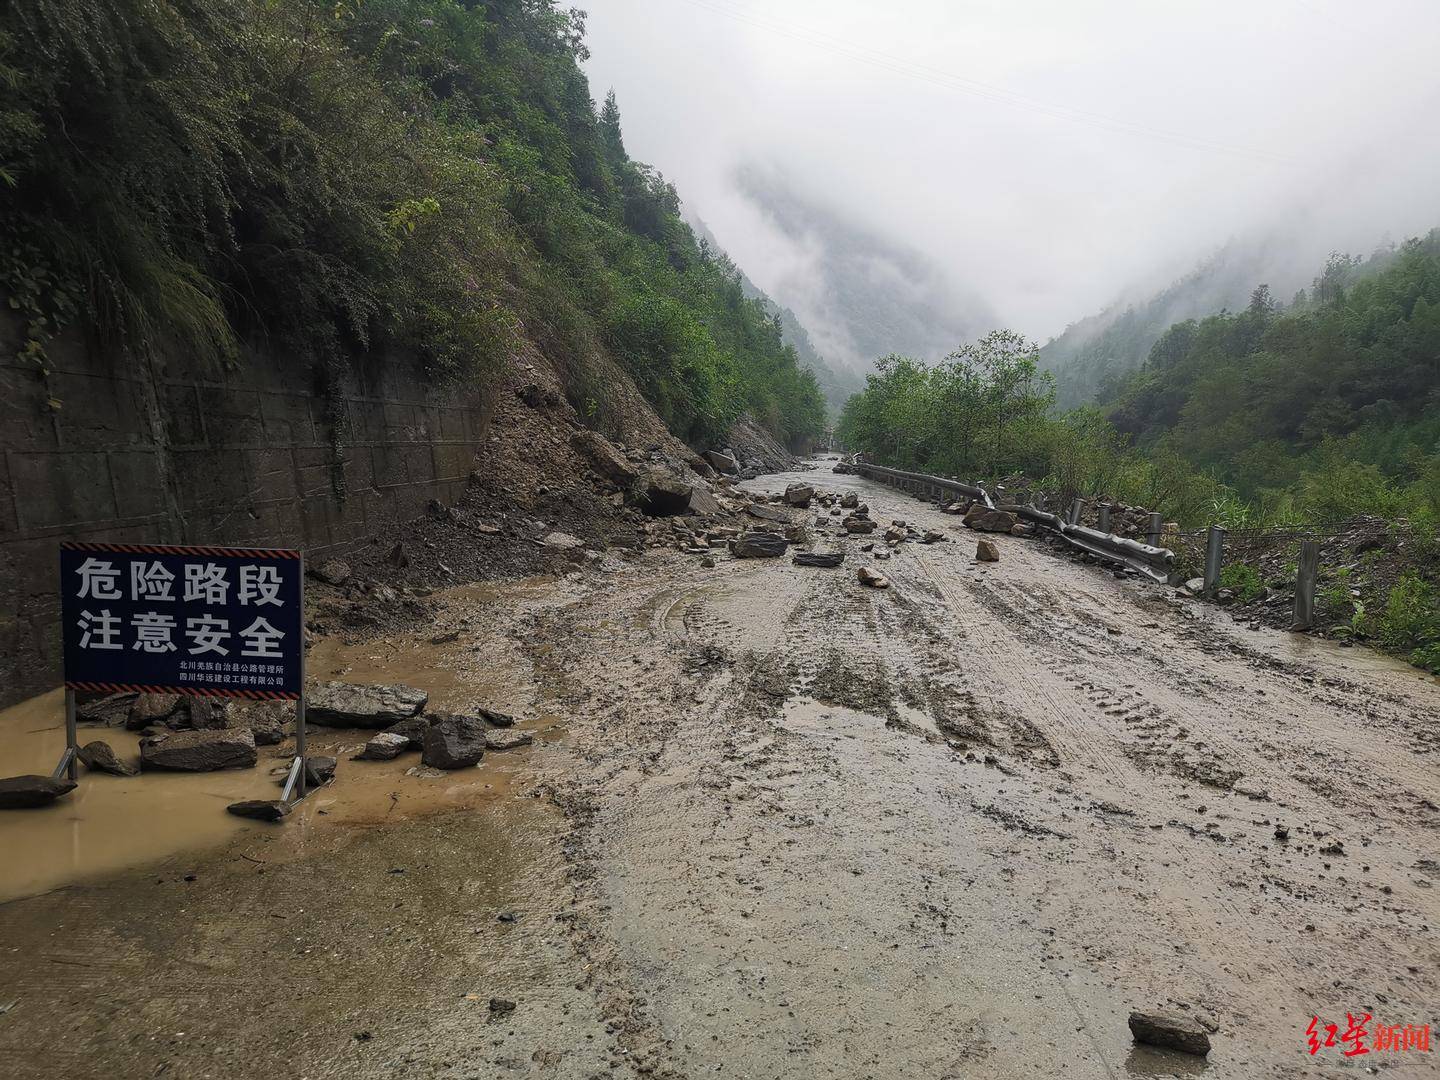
[77,740,139,777]
[141,728,257,771]
[1127,1011,1211,1056]
[687,483,722,516]
[634,469,693,516]
[704,450,739,474]
[733,532,789,558]
[570,430,639,486]
[307,682,428,728]
[784,483,814,508]
[422,713,487,769]
[0,775,77,809]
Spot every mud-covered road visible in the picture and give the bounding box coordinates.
[3,460,1438,1078]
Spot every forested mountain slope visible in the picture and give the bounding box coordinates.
[0,0,826,450]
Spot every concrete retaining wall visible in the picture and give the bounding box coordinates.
[0,320,490,705]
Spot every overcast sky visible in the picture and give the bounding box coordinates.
[583,0,1440,356]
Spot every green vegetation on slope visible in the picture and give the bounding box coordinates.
[838,239,1440,670]
[0,0,825,449]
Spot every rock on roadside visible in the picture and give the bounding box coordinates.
[226,799,290,822]
[976,540,1000,562]
[0,775,77,809]
[354,731,412,761]
[784,483,814,507]
[485,729,534,751]
[422,713,486,769]
[733,532,789,558]
[307,682,429,728]
[857,567,891,589]
[77,740,139,777]
[140,728,257,772]
[1128,1010,1211,1056]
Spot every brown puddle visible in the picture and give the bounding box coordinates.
[0,579,555,903]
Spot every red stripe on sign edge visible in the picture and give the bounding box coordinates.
[60,542,301,558]
[64,681,300,700]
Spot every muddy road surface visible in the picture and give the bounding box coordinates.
[3,460,1438,1078]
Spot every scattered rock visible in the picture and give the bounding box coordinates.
[857,567,891,589]
[478,707,516,728]
[485,729,534,751]
[220,699,291,745]
[541,531,585,551]
[307,682,429,728]
[733,532,789,558]
[311,559,351,586]
[922,530,945,544]
[0,775,77,809]
[844,517,877,534]
[687,483,723,516]
[1127,1010,1211,1056]
[383,715,431,748]
[744,503,791,523]
[126,693,182,730]
[784,483,815,507]
[140,728,257,771]
[422,713,486,769]
[793,551,844,568]
[704,449,739,474]
[354,731,413,761]
[488,998,516,1015]
[77,740,138,777]
[963,507,1018,533]
[570,429,639,486]
[976,540,1000,562]
[1183,577,1205,593]
[1009,523,1033,537]
[304,755,337,787]
[840,492,858,508]
[76,692,137,727]
[226,799,289,822]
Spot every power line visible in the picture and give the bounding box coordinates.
[670,0,1296,167]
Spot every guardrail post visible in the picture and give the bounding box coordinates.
[1146,512,1163,548]
[1203,525,1226,597]
[1097,505,1111,533]
[1068,498,1083,526]
[1292,539,1320,630]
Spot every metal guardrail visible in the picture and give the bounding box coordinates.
[848,460,1175,582]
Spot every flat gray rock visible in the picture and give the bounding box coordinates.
[733,532,789,558]
[793,551,844,568]
[354,731,412,761]
[485,729,534,751]
[140,728,257,771]
[0,775,77,809]
[307,682,429,728]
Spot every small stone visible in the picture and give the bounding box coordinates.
[303,755,337,787]
[226,799,290,822]
[1127,1010,1211,1056]
[355,732,413,761]
[126,693,182,730]
[857,567,890,589]
[484,729,533,751]
[976,540,1000,562]
[311,559,351,586]
[77,740,139,777]
[488,998,516,1014]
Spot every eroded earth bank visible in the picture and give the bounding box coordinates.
[2,461,1438,1079]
